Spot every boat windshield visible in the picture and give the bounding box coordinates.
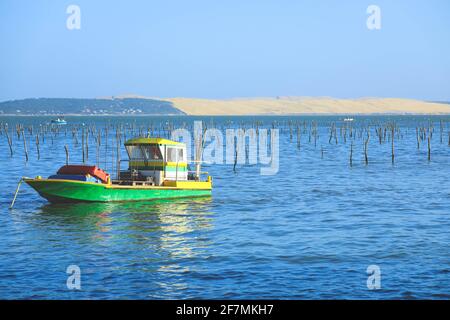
[126,145,162,161]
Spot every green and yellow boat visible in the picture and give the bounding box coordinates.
[22,137,212,203]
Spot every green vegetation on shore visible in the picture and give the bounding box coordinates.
[0,98,185,115]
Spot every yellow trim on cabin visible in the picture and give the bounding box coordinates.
[163,180,212,190]
[124,137,183,146]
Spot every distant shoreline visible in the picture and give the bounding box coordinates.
[1,96,449,116]
[1,112,449,117]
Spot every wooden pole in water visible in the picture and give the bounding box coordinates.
[308,124,311,143]
[85,129,89,162]
[22,129,28,162]
[96,131,100,167]
[35,134,40,160]
[111,130,115,176]
[74,129,79,146]
[416,127,420,150]
[428,135,431,161]
[289,121,293,142]
[349,142,353,167]
[116,128,120,179]
[314,123,318,148]
[5,129,13,156]
[329,123,334,144]
[104,127,108,169]
[195,123,205,178]
[334,125,338,145]
[364,131,370,166]
[391,126,395,165]
[233,136,238,173]
[82,127,85,164]
[9,178,24,209]
[343,125,347,144]
[64,144,69,165]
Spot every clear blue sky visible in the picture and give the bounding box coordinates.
[1,0,449,101]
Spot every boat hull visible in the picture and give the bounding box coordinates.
[24,178,211,203]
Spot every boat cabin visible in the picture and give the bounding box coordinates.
[120,137,188,186]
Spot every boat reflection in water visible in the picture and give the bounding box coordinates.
[36,197,214,239]
[34,198,214,298]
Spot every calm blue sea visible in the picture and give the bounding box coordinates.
[0,115,449,299]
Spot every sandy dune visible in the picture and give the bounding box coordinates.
[161,97,450,115]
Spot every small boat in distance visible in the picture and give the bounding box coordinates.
[22,137,212,203]
[51,118,67,125]
[343,117,354,122]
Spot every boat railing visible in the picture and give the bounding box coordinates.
[187,170,209,175]
[116,159,209,181]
